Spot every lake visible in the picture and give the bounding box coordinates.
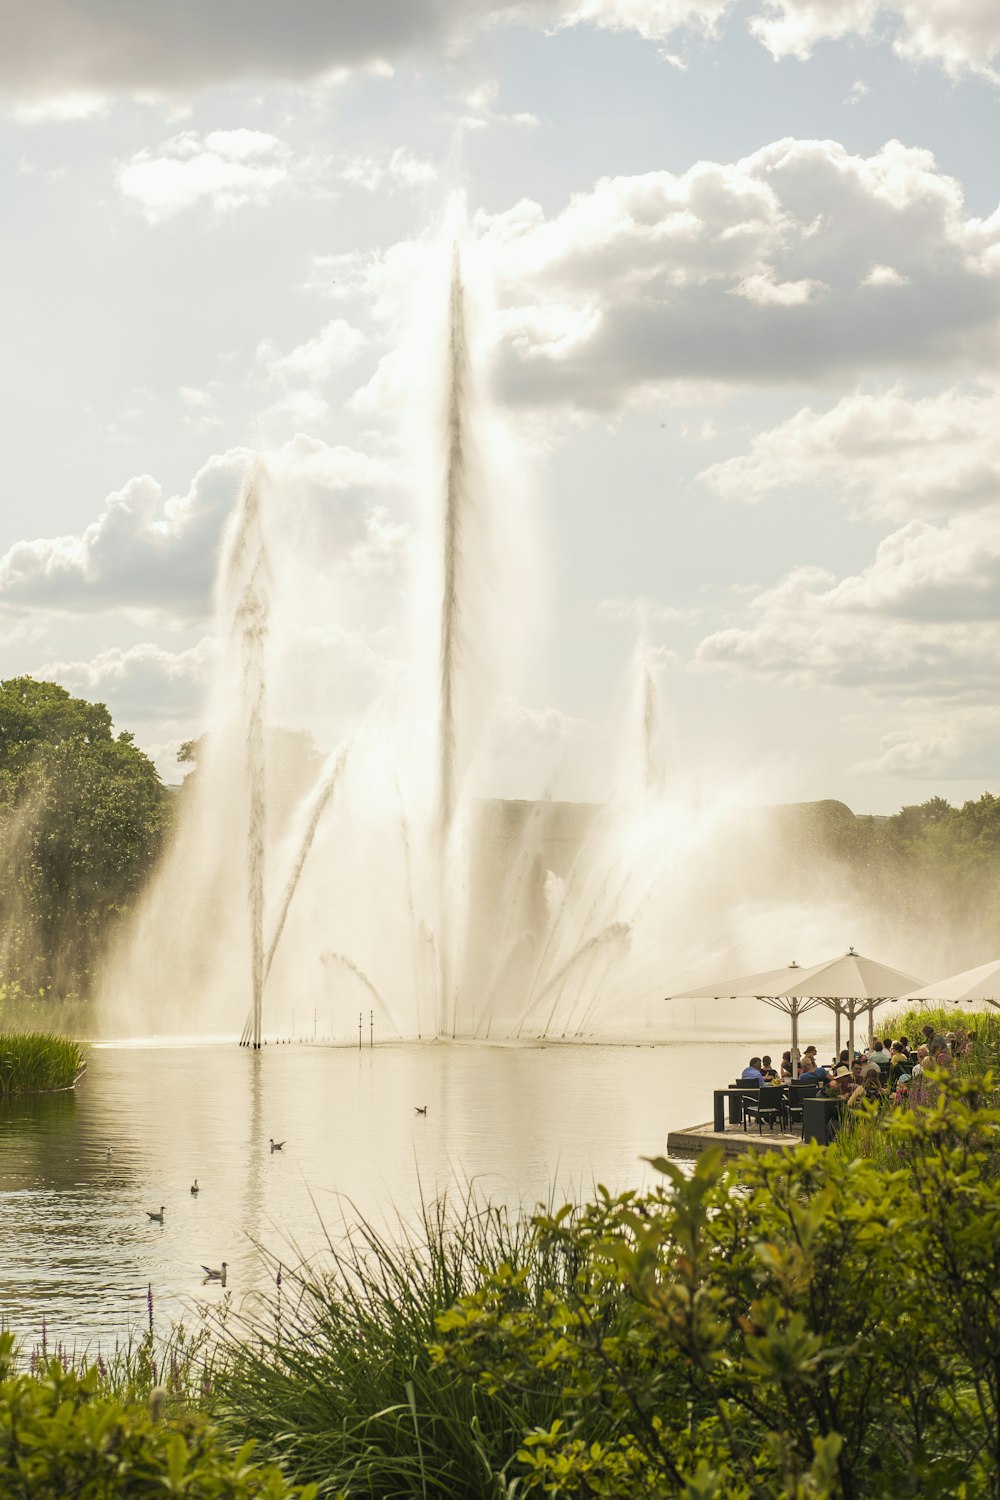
[0,1035,795,1355]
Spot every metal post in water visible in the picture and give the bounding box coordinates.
[369,1010,373,1048]
[358,1012,362,1051]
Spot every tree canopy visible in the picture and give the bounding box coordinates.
[0,678,170,1005]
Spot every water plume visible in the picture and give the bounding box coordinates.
[265,742,350,983]
[223,466,271,1050]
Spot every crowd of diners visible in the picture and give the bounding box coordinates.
[738,1022,974,1109]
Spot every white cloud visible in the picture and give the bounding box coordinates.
[735,271,827,306]
[257,319,365,384]
[36,639,213,720]
[4,0,1000,116]
[117,129,291,222]
[481,138,1000,409]
[695,509,1000,698]
[0,438,398,616]
[863,263,908,287]
[338,147,438,191]
[699,384,1000,518]
[749,0,1000,81]
[850,706,1000,777]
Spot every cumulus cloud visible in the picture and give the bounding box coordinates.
[257,320,365,384]
[117,129,291,221]
[695,510,1000,698]
[749,0,1000,81]
[36,639,213,720]
[481,138,1000,410]
[850,710,1000,777]
[0,438,399,616]
[338,147,438,191]
[3,0,1000,115]
[699,384,1000,518]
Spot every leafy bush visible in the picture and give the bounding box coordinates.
[0,1031,84,1093]
[429,1076,1000,1498]
[0,1332,315,1499]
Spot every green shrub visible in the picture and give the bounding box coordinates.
[0,1031,84,1093]
[430,1075,1000,1498]
[0,1333,315,1499]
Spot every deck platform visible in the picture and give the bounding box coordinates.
[667,1120,803,1156]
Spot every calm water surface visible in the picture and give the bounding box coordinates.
[0,1038,761,1353]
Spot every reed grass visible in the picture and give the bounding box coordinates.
[212,1185,603,1499]
[0,1031,85,1094]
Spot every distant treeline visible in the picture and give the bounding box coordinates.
[760,794,1000,974]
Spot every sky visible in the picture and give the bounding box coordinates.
[3,0,1000,813]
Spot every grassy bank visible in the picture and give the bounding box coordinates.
[0,1031,85,1094]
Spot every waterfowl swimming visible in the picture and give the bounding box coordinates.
[190,1180,199,1195]
[147,1206,165,1224]
[106,1146,113,1158]
[414,1105,428,1115]
[270,1138,285,1152]
[201,1262,228,1283]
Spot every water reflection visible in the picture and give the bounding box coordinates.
[0,1037,758,1352]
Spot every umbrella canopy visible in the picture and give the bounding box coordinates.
[902,958,1000,1007]
[666,948,925,1074]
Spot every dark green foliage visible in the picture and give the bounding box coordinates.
[0,1031,85,1093]
[0,677,170,1004]
[0,1333,316,1499]
[429,1078,1000,1498]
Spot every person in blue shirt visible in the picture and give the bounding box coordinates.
[740,1056,766,1084]
[797,1059,830,1084]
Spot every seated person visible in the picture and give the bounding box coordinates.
[740,1056,766,1084]
[760,1054,778,1081]
[779,1050,793,1079]
[868,1038,892,1066]
[888,1043,911,1088]
[848,1064,888,1107]
[797,1055,830,1084]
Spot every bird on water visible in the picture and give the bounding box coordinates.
[201,1262,228,1283]
[190,1180,199,1195]
[414,1105,428,1115]
[147,1206,165,1224]
[270,1138,285,1152]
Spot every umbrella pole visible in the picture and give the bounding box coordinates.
[791,1002,799,1080]
[867,1000,874,1050]
[835,1004,841,1060]
[848,1005,856,1064]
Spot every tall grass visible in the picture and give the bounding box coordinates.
[830,1007,1000,1169]
[212,1186,609,1498]
[0,1031,85,1094]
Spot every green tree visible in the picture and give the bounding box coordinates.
[0,678,171,1004]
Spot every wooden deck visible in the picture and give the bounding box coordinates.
[667,1120,803,1156]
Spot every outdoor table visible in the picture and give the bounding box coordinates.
[714,1084,783,1132]
[802,1095,843,1145]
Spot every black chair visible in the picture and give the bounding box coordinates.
[742,1086,783,1134]
[783,1080,818,1134]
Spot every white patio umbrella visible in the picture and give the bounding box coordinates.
[667,947,925,1075]
[902,958,1000,1008]
[665,958,831,1078]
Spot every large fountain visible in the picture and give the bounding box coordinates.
[100,235,863,1045]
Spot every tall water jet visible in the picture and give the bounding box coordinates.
[223,465,271,1049]
[435,245,474,1037]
